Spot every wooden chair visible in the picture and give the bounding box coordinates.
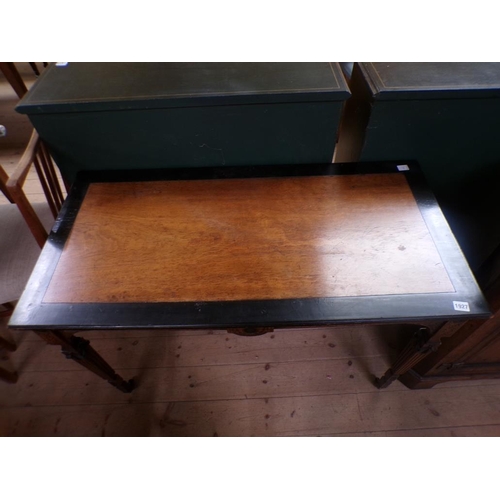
[0,62,28,98]
[28,62,48,77]
[0,62,48,98]
[5,130,65,246]
[0,129,65,383]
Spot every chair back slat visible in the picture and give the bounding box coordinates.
[33,156,58,218]
[40,143,64,209]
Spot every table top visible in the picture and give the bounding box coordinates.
[10,162,490,330]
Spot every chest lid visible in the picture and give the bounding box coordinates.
[359,62,500,100]
[17,62,350,114]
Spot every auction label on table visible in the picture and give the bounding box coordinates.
[453,301,470,312]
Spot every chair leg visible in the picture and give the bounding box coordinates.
[0,167,16,203]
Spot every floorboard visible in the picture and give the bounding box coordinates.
[2,383,500,437]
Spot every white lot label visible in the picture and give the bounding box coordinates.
[453,301,470,312]
[397,164,410,171]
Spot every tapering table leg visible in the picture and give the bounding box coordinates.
[374,327,442,389]
[374,320,466,389]
[34,330,135,393]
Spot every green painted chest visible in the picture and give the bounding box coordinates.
[17,62,349,184]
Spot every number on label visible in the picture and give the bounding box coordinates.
[453,301,470,312]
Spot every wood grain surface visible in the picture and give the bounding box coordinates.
[43,174,454,304]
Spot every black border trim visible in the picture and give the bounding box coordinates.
[9,161,491,330]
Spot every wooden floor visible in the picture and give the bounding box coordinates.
[1,64,500,437]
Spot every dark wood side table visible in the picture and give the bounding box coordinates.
[9,162,490,392]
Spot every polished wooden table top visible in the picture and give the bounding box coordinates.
[10,162,490,330]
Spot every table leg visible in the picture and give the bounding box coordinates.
[34,330,135,393]
[375,321,467,389]
[374,326,443,389]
